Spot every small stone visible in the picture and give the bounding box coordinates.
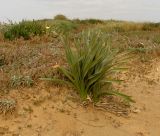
[132,108,141,113]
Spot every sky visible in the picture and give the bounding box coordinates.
[0,0,160,22]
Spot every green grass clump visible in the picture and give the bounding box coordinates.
[53,20,78,34]
[4,20,46,40]
[10,75,33,88]
[41,30,133,103]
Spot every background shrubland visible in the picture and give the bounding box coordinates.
[0,14,160,94]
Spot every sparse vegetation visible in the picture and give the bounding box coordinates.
[0,17,159,92]
[0,42,62,91]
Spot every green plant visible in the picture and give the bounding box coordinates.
[4,20,46,40]
[10,75,33,87]
[128,47,149,53]
[0,98,16,115]
[53,20,78,34]
[142,23,160,31]
[79,19,104,24]
[153,35,160,44]
[54,14,68,20]
[41,30,133,103]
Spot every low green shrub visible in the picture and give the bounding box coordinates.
[79,19,104,24]
[4,20,46,40]
[53,20,78,34]
[54,14,68,20]
[142,23,160,31]
[41,30,133,103]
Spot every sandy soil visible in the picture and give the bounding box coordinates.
[0,58,160,136]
